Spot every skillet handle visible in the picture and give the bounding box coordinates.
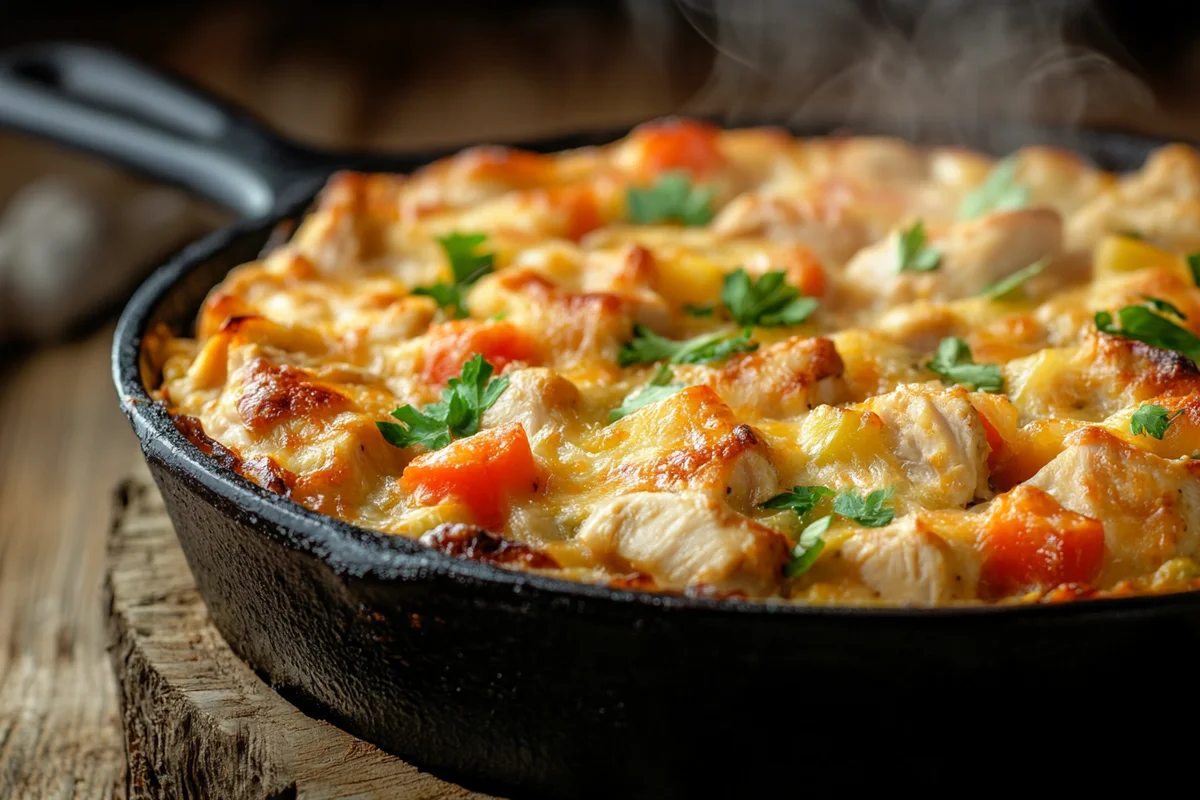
[0,42,334,217]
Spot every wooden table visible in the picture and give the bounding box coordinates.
[4,4,1200,797]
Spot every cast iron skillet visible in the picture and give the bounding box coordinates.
[2,42,1198,797]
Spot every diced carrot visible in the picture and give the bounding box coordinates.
[422,320,541,385]
[978,485,1106,597]
[976,410,1004,462]
[793,255,827,299]
[401,424,543,529]
[544,185,602,241]
[632,118,725,178]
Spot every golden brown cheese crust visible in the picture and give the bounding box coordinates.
[150,117,1200,606]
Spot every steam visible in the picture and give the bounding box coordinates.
[668,0,1154,144]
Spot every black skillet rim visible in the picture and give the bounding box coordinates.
[113,117,1200,622]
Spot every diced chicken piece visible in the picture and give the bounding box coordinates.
[676,336,846,418]
[835,515,980,606]
[586,386,779,511]
[1005,330,1200,423]
[1025,427,1200,584]
[468,266,640,366]
[710,192,873,266]
[861,384,992,508]
[843,208,1061,308]
[576,491,789,597]
[1066,144,1200,253]
[481,367,582,451]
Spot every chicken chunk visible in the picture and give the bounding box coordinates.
[861,384,992,508]
[583,386,779,512]
[481,367,582,452]
[843,208,1062,308]
[1066,144,1200,253]
[1025,427,1200,584]
[576,491,789,597]
[676,335,846,419]
[835,516,980,606]
[1005,330,1200,423]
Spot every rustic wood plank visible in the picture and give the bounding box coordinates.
[106,469,495,800]
[0,325,137,800]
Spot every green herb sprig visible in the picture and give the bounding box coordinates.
[377,354,508,450]
[1094,298,1200,364]
[897,221,941,272]
[1130,404,1185,440]
[618,325,757,367]
[609,365,684,422]
[413,232,496,318]
[626,172,713,226]
[927,337,1004,393]
[958,157,1029,221]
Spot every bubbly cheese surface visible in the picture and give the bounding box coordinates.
[150,118,1200,606]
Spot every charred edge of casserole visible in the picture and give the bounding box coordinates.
[419,523,560,569]
[168,407,295,497]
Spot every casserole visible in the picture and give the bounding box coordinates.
[3,43,1198,796]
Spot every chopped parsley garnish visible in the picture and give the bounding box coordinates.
[377,354,508,450]
[784,515,832,578]
[767,486,897,576]
[618,325,757,367]
[1119,230,1146,241]
[1130,404,1184,440]
[626,172,713,226]
[1141,295,1187,319]
[1094,299,1200,364]
[1188,252,1200,287]
[413,232,496,318]
[721,268,819,326]
[977,257,1048,300]
[927,337,1004,393]
[609,365,684,422]
[897,221,941,272]
[832,487,896,528]
[683,303,716,317]
[759,486,835,518]
[958,156,1029,221]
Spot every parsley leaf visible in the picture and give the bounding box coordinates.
[977,257,1048,300]
[784,515,832,578]
[609,365,684,422]
[413,233,496,318]
[958,156,1029,221]
[1130,404,1185,440]
[1141,295,1187,320]
[832,487,896,528]
[439,232,495,284]
[1188,252,1200,287]
[759,486,835,518]
[1095,300,1200,364]
[626,172,714,226]
[721,268,819,327]
[897,221,941,272]
[683,303,716,317]
[1120,230,1146,241]
[377,354,508,450]
[927,337,1004,392]
[618,325,757,366]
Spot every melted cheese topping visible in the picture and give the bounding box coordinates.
[150,118,1200,606]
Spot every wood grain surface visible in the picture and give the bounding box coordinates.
[5,2,1200,798]
[108,468,495,800]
